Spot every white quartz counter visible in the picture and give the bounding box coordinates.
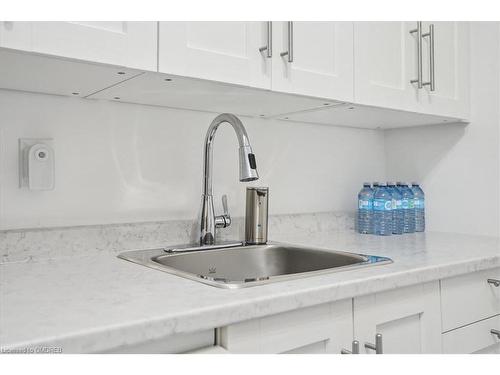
[1,231,499,353]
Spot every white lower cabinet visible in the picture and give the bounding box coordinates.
[217,283,443,354]
[353,282,442,354]
[217,299,353,354]
[442,315,500,354]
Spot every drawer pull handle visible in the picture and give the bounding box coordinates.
[364,333,383,354]
[259,21,272,58]
[487,278,500,287]
[280,22,293,63]
[409,22,423,88]
[491,329,500,339]
[422,24,435,91]
[341,340,360,354]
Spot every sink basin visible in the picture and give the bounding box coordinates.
[118,242,391,289]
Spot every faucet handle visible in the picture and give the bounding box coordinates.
[215,194,231,228]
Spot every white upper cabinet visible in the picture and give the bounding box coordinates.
[0,21,470,125]
[272,21,354,102]
[354,21,470,119]
[0,21,157,71]
[158,22,271,89]
[354,22,416,111]
[158,21,354,100]
[418,21,470,118]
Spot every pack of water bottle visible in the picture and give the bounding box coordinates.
[357,181,425,235]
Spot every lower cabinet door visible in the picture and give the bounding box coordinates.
[217,299,353,354]
[353,282,442,354]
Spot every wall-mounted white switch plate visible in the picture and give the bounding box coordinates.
[19,138,55,190]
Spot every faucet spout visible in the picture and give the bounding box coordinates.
[199,113,259,245]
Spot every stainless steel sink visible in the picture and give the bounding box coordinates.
[118,242,391,289]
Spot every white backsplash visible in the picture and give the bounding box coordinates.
[0,89,385,230]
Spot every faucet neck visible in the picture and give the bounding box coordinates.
[199,113,258,246]
[202,113,251,196]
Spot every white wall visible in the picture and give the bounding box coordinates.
[0,90,386,230]
[384,22,500,236]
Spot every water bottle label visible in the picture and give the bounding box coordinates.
[358,199,373,210]
[402,199,409,209]
[391,199,397,209]
[409,199,415,209]
[414,198,425,209]
[396,200,402,209]
[374,199,392,211]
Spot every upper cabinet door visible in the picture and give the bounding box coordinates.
[418,21,470,119]
[0,21,157,71]
[354,21,470,119]
[272,22,354,101]
[158,22,271,89]
[354,22,417,111]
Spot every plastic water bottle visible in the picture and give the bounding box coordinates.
[357,183,374,234]
[411,182,425,232]
[373,183,393,236]
[397,182,415,233]
[387,182,403,235]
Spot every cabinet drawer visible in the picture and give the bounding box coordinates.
[441,268,500,331]
[442,315,500,354]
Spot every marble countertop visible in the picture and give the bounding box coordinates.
[1,230,499,353]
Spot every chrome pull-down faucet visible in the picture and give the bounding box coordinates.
[199,113,259,246]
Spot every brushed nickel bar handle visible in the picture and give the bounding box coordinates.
[410,21,423,89]
[341,340,360,354]
[280,21,293,63]
[259,21,272,58]
[288,21,293,62]
[365,333,383,354]
[422,24,435,91]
